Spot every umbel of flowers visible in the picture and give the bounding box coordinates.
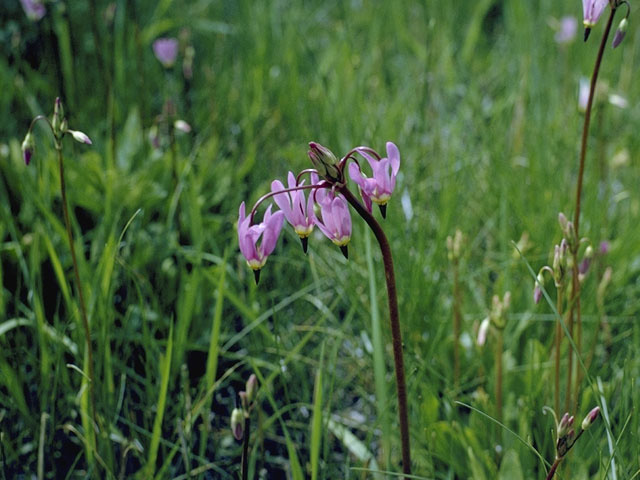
[237,141,400,283]
[237,141,412,476]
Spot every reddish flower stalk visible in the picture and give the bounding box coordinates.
[569,5,617,409]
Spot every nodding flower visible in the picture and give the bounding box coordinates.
[582,0,609,40]
[314,189,352,258]
[271,171,318,252]
[349,142,400,217]
[237,202,284,283]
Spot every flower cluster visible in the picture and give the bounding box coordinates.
[237,141,401,283]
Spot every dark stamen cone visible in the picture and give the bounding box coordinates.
[584,27,591,42]
[301,236,309,254]
[340,245,349,259]
[253,269,261,285]
[379,204,387,219]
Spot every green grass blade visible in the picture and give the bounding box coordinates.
[253,367,304,480]
[310,341,325,480]
[204,254,227,398]
[364,227,390,472]
[146,323,173,479]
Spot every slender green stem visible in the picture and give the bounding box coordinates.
[569,6,616,412]
[495,328,503,425]
[555,287,563,416]
[574,7,616,235]
[340,187,411,477]
[453,261,461,388]
[241,416,251,480]
[56,144,97,453]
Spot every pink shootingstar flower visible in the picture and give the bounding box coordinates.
[20,0,46,21]
[271,171,318,253]
[349,142,400,217]
[314,190,352,258]
[153,37,179,68]
[583,0,609,40]
[237,202,284,283]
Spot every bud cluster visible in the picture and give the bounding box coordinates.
[21,97,92,166]
[533,212,601,304]
[230,374,259,441]
[446,229,464,262]
[553,406,600,460]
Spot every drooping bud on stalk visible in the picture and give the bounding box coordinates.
[308,142,340,181]
[245,374,258,404]
[534,272,545,304]
[21,131,35,165]
[612,17,628,48]
[52,97,64,136]
[581,406,600,430]
[477,317,490,346]
[174,119,192,133]
[231,408,245,441]
[68,130,93,145]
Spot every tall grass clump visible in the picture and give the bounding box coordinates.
[1,0,639,478]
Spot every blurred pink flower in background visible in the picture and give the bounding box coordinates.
[20,0,46,21]
[153,38,179,68]
[554,16,578,44]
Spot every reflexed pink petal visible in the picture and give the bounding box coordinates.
[261,209,284,256]
[386,142,401,176]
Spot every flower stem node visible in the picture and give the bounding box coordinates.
[308,142,340,182]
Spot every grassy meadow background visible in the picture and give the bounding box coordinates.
[1,0,640,478]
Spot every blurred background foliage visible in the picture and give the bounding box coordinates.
[1,0,639,478]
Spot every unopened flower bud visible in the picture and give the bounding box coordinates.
[308,142,340,181]
[612,18,628,48]
[581,406,600,430]
[231,408,244,440]
[68,130,93,145]
[52,97,64,134]
[21,131,34,165]
[502,291,511,310]
[477,317,490,346]
[174,119,192,133]
[557,412,574,438]
[245,374,258,404]
[533,286,542,304]
[239,391,248,410]
[558,212,568,231]
[534,272,545,304]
